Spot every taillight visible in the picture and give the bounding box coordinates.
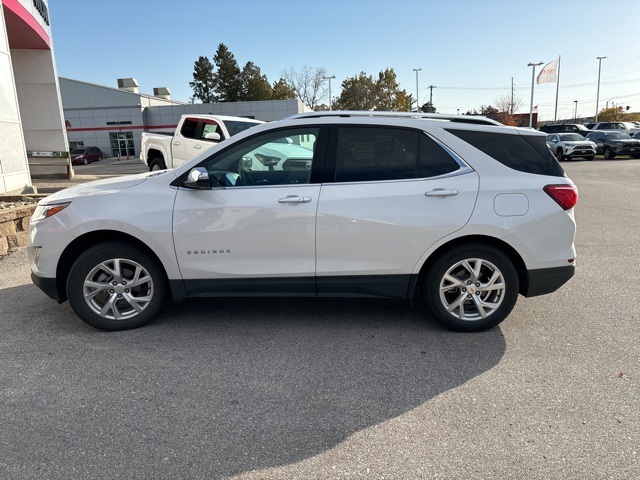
[544,184,578,210]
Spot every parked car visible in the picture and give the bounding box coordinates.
[28,112,577,333]
[585,131,640,159]
[584,121,640,135]
[538,123,591,137]
[546,133,596,161]
[140,114,264,171]
[70,146,103,165]
[632,131,640,140]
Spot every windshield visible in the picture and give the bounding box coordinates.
[225,121,261,137]
[559,133,584,141]
[606,132,632,140]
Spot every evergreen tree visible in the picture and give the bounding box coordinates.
[213,43,243,102]
[271,78,296,100]
[240,62,273,101]
[189,56,217,103]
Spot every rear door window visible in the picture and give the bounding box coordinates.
[333,126,459,182]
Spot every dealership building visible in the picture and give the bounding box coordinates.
[60,77,309,160]
[1,0,68,194]
[1,0,309,195]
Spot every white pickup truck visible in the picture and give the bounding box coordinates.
[140,114,264,171]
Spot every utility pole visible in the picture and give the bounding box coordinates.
[511,77,514,114]
[428,85,435,105]
[322,75,336,110]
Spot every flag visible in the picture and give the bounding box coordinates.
[537,60,558,84]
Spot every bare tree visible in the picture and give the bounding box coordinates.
[282,65,329,110]
[494,94,524,125]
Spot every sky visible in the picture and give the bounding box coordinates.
[49,0,640,121]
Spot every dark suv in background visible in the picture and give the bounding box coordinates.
[586,131,640,159]
[539,124,592,137]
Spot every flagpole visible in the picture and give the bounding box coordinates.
[554,56,561,122]
[528,62,543,128]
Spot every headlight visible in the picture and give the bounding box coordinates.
[32,202,71,222]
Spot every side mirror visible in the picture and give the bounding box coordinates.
[183,167,211,189]
[204,132,221,141]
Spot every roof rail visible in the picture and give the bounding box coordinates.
[288,111,503,126]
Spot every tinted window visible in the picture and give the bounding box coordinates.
[180,118,199,139]
[334,127,458,182]
[225,120,261,136]
[445,129,565,177]
[196,127,318,187]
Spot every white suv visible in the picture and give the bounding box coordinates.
[28,112,578,332]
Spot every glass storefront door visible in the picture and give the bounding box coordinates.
[109,132,135,157]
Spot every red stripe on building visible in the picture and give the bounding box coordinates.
[66,124,178,132]
[2,0,51,49]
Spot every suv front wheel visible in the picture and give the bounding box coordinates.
[67,241,166,331]
[423,244,519,332]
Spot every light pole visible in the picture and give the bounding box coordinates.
[527,62,543,128]
[413,68,421,112]
[595,56,606,121]
[322,75,336,110]
[574,100,578,122]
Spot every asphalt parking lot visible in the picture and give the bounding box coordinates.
[1,157,638,479]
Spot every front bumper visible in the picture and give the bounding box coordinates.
[523,264,575,297]
[31,272,64,302]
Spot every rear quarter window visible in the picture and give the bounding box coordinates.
[445,129,565,177]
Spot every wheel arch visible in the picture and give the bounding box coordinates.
[412,234,529,300]
[147,148,167,169]
[55,230,178,303]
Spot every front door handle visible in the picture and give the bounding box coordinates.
[425,189,459,197]
[278,195,312,204]
[173,141,180,146]
[193,145,201,149]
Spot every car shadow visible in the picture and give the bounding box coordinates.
[0,285,505,479]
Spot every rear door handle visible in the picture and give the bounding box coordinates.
[278,195,312,204]
[425,189,459,197]
[173,141,180,146]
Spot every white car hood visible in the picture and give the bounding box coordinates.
[41,172,162,204]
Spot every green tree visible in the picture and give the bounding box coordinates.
[480,105,499,114]
[334,72,377,110]
[189,56,217,103]
[271,78,296,100]
[374,68,411,111]
[213,43,243,102]
[240,61,272,101]
[420,102,436,113]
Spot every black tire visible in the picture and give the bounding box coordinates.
[632,155,640,159]
[423,244,519,332]
[585,156,595,161]
[556,149,564,161]
[604,147,614,160]
[67,241,166,331]
[149,158,166,171]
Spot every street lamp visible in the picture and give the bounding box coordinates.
[595,56,606,121]
[527,62,543,128]
[413,68,421,112]
[574,100,578,122]
[322,75,336,110]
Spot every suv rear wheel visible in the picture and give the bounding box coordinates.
[67,241,166,331]
[423,244,519,332]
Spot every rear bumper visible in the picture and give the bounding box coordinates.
[523,265,575,297]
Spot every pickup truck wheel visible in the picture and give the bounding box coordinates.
[67,241,166,331]
[149,158,166,171]
[423,244,519,332]
[556,149,564,161]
